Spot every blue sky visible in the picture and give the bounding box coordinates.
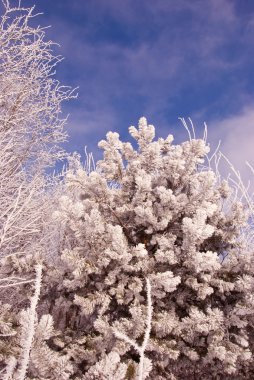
[11,1,254,180]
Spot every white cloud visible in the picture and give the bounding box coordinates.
[209,106,254,186]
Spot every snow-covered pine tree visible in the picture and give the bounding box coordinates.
[35,117,254,379]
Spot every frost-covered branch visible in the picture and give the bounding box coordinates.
[113,278,153,380]
[17,263,42,380]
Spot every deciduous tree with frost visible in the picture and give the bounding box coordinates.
[0,0,74,263]
[0,2,74,378]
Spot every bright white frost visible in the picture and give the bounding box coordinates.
[0,5,254,376]
[32,116,254,379]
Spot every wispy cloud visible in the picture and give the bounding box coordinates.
[209,105,254,185]
[29,0,254,168]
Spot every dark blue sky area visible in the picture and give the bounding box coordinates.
[3,0,254,178]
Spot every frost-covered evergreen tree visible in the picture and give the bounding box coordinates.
[27,117,253,379]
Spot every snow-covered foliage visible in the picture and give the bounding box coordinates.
[32,117,252,379]
[1,2,254,380]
